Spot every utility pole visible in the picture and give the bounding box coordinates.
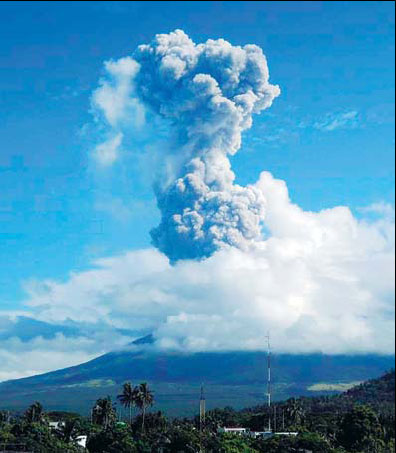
[200,384,206,431]
[199,384,206,453]
[265,332,272,433]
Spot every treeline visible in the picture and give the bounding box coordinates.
[0,371,394,452]
[237,369,395,442]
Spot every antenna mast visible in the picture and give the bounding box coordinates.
[266,332,272,432]
[200,383,206,431]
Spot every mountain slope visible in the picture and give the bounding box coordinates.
[340,368,395,410]
[0,344,393,416]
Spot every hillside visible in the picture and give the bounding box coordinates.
[340,369,395,411]
[0,342,394,416]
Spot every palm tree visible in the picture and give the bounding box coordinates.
[24,402,45,424]
[58,418,79,443]
[134,382,154,432]
[92,397,116,429]
[0,411,9,424]
[117,382,136,423]
[286,398,305,428]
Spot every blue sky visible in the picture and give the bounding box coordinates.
[0,1,394,308]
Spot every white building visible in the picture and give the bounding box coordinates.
[275,432,298,437]
[217,427,248,435]
[249,431,298,439]
[76,435,88,449]
[49,421,65,430]
[249,431,274,439]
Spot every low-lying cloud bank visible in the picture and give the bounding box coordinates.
[1,172,394,380]
[0,314,137,381]
[18,173,396,358]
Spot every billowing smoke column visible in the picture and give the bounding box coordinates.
[130,31,280,261]
[135,30,280,261]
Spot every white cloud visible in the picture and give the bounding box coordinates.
[90,56,145,166]
[19,172,395,357]
[0,335,99,382]
[94,132,123,166]
[0,315,137,382]
[359,202,395,221]
[314,110,359,132]
[92,57,142,128]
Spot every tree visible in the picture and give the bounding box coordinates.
[24,402,46,424]
[56,418,80,444]
[295,432,334,453]
[92,397,117,429]
[217,434,258,453]
[0,411,10,426]
[86,425,137,453]
[117,382,136,423]
[134,383,154,432]
[165,426,201,453]
[133,411,167,434]
[286,398,305,428]
[338,405,383,452]
[10,420,83,453]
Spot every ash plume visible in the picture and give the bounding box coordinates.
[23,30,394,359]
[131,30,280,261]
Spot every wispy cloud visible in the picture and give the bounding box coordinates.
[248,108,362,150]
[94,196,157,223]
[313,110,359,132]
[94,133,123,166]
[90,56,145,167]
[358,202,395,221]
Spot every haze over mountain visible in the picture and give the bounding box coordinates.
[0,335,393,416]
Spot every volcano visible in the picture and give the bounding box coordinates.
[0,337,393,416]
